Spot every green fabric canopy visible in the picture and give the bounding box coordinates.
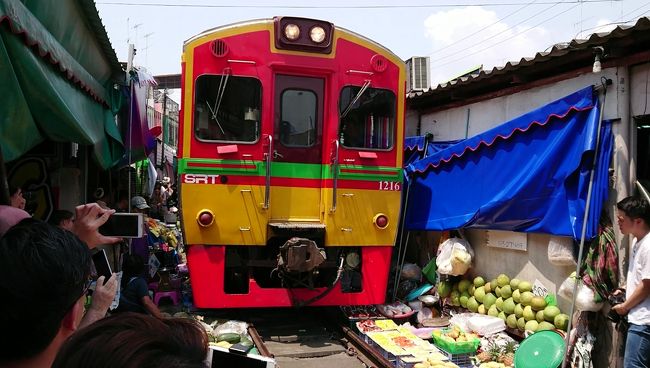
[0,0,124,169]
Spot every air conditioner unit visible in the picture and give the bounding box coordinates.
[406,56,430,92]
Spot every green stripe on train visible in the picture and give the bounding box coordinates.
[178,158,403,181]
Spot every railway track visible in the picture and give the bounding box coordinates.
[203,307,393,368]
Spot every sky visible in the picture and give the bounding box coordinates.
[96,0,650,102]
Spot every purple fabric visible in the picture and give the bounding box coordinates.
[0,205,30,236]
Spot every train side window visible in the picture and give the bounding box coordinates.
[339,86,395,150]
[280,89,317,147]
[194,75,261,143]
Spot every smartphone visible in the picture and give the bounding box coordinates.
[98,213,143,238]
[92,249,112,281]
[209,346,276,368]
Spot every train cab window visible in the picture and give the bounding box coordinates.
[339,86,395,150]
[280,89,317,147]
[194,75,261,143]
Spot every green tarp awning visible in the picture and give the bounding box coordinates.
[0,0,123,169]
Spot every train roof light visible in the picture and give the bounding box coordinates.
[284,24,300,41]
[310,26,326,44]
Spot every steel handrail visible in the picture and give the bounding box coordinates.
[263,135,272,209]
[330,139,339,212]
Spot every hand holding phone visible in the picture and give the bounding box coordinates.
[92,249,113,282]
[98,213,144,238]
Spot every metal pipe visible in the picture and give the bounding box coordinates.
[330,140,339,212]
[562,81,608,366]
[263,135,272,209]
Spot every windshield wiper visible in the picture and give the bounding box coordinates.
[340,80,371,119]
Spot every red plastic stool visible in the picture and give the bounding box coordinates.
[153,290,179,305]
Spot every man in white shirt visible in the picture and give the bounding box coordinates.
[614,196,650,368]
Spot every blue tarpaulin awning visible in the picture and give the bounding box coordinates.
[404,86,613,240]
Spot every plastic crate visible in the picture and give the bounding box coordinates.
[441,349,473,368]
[432,329,480,354]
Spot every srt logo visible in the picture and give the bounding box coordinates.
[183,174,220,184]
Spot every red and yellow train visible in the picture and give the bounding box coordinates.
[178,17,405,308]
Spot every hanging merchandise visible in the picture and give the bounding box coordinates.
[581,217,619,303]
[437,237,474,276]
[547,236,575,266]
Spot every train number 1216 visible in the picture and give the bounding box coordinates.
[378,181,401,191]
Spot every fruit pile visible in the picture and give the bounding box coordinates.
[475,341,516,367]
[437,274,569,333]
[433,325,479,343]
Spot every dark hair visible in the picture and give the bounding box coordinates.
[48,209,74,227]
[52,313,209,368]
[121,253,145,287]
[0,219,91,362]
[616,196,650,226]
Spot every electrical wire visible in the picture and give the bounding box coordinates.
[96,0,619,8]
[574,2,650,38]
[426,0,541,56]
[428,0,567,63]
[430,2,580,69]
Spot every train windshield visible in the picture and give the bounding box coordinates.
[339,86,395,150]
[194,75,261,143]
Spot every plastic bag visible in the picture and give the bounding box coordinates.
[437,238,474,276]
[213,320,249,336]
[558,273,603,311]
[548,236,576,266]
[468,315,505,336]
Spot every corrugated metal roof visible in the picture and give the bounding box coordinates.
[408,16,650,102]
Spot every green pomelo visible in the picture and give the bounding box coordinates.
[525,320,539,332]
[514,303,524,318]
[497,274,510,287]
[530,296,547,311]
[483,293,497,309]
[523,306,536,321]
[502,298,516,314]
[500,285,513,299]
[469,285,476,295]
[517,317,526,331]
[510,278,521,290]
[467,296,479,312]
[495,286,502,297]
[495,297,504,311]
[538,321,555,331]
[518,281,533,292]
[512,289,521,303]
[438,281,453,298]
[488,305,499,317]
[474,286,486,303]
[484,281,493,293]
[554,314,569,331]
[506,314,518,329]
[520,291,534,306]
[536,310,545,323]
[458,279,472,293]
[543,306,561,322]
[478,304,486,315]
[498,311,507,321]
[460,295,469,308]
[474,276,486,287]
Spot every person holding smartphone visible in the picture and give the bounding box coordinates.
[614,196,650,368]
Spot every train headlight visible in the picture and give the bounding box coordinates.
[309,26,326,44]
[284,24,300,41]
[197,209,215,227]
[373,213,389,229]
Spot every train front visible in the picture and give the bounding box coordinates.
[178,17,405,308]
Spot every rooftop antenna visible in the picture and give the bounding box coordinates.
[133,23,143,49]
[143,32,154,66]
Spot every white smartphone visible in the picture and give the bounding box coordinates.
[208,345,276,368]
[98,213,144,238]
[92,249,112,281]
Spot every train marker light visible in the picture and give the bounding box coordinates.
[284,24,300,41]
[374,213,389,229]
[310,26,326,43]
[197,209,215,227]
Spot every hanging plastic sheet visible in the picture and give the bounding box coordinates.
[404,86,613,240]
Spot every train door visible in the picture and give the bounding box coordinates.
[270,75,324,222]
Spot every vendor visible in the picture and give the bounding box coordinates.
[116,254,162,318]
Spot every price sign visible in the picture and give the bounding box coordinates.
[532,279,549,297]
